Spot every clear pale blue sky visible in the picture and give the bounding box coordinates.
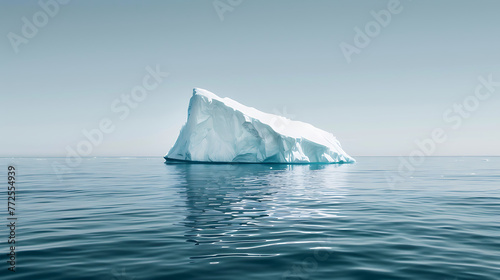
[1,0,499,157]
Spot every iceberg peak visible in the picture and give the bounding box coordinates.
[193,87,219,100]
[166,88,355,164]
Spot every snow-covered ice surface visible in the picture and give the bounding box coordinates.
[165,88,355,164]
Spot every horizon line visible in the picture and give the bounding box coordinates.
[0,155,499,158]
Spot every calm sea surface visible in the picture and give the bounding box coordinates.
[1,157,499,280]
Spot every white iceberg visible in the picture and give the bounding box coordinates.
[165,88,355,164]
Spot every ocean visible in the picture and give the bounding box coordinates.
[1,157,499,280]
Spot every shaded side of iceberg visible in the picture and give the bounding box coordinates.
[165,88,355,164]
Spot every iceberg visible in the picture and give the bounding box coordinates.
[165,88,355,164]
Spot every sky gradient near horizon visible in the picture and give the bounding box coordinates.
[1,0,499,157]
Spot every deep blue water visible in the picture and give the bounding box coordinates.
[1,157,499,280]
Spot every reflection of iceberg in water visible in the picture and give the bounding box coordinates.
[168,163,350,261]
[172,165,281,248]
